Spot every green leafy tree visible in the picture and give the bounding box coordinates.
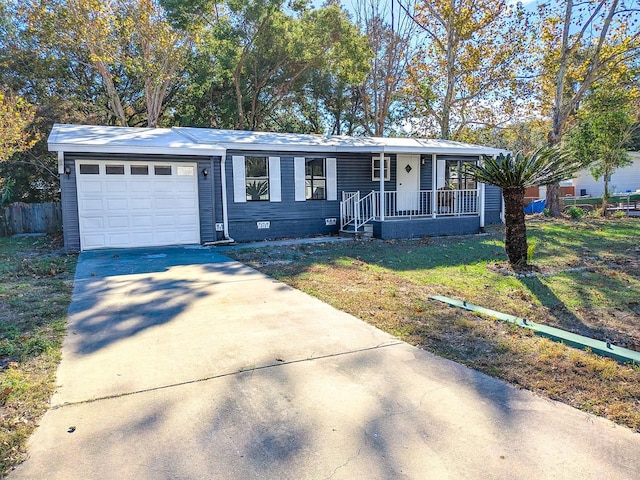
[458,118,551,155]
[164,0,370,132]
[0,92,37,163]
[536,0,640,216]
[24,0,191,127]
[464,149,582,266]
[567,83,637,215]
[402,0,531,140]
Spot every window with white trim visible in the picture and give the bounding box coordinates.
[305,158,326,200]
[372,156,391,181]
[245,156,269,201]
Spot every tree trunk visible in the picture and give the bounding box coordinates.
[546,183,562,217]
[503,187,528,266]
[602,173,609,217]
[545,124,563,217]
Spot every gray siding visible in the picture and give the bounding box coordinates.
[485,185,502,224]
[225,150,340,242]
[336,153,396,194]
[212,158,225,241]
[420,155,433,190]
[61,158,80,250]
[197,158,216,243]
[373,216,480,239]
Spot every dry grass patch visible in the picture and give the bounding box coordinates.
[228,217,640,431]
[0,235,77,477]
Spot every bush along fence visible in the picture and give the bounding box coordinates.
[0,202,62,236]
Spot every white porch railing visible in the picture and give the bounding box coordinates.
[340,191,377,230]
[340,189,479,230]
[435,189,479,216]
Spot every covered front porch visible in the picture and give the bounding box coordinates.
[340,188,484,234]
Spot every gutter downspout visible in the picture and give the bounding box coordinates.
[206,155,235,245]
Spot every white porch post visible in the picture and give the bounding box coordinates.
[431,153,437,218]
[479,155,485,228]
[479,183,485,228]
[379,152,385,221]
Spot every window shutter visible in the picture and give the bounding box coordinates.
[294,157,306,201]
[436,158,446,189]
[326,157,337,201]
[232,155,246,203]
[269,156,281,202]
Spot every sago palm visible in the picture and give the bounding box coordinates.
[464,148,582,267]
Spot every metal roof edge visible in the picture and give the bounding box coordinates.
[48,143,226,157]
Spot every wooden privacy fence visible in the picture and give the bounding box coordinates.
[0,202,62,236]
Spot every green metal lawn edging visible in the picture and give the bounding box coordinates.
[429,295,640,364]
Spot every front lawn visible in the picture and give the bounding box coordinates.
[227,217,640,432]
[0,236,77,477]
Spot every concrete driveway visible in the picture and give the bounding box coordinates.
[11,246,640,479]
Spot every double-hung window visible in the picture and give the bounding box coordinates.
[245,156,269,201]
[305,158,326,200]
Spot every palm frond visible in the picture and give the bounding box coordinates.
[463,148,582,189]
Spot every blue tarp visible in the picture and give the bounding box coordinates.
[524,199,546,214]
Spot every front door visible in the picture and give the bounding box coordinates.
[396,154,420,211]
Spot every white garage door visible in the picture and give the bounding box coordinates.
[76,160,200,250]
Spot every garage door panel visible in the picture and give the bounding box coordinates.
[130,181,152,192]
[131,232,155,245]
[129,198,152,209]
[107,216,129,228]
[108,233,132,247]
[80,217,105,229]
[155,198,177,210]
[76,160,200,250]
[78,181,104,194]
[175,182,196,193]
[82,234,106,249]
[79,199,104,213]
[178,214,198,226]
[106,198,129,211]
[173,197,198,209]
[131,215,153,227]
[155,214,176,227]
[156,231,198,244]
[105,182,128,193]
[153,182,174,193]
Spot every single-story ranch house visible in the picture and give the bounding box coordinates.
[49,124,506,251]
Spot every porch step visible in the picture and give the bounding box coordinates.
[339,223,374,239]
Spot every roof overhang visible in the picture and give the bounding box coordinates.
[48,124,227,157]
[48,124,506,158]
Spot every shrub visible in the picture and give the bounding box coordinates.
[566,206,585,219]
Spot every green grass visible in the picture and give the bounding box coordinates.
[228,217,640,431]
[0,235,77,477]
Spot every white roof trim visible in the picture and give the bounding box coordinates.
[48,123,506,157]
[48,124,226,157]
[174,126,506,155]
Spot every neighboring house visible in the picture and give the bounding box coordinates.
[570,152,640,197]
[48,124,505,251]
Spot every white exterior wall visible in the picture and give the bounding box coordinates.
[571,153,640,197]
